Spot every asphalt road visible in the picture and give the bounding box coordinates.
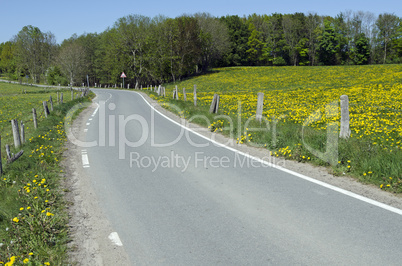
[79,89,402,265]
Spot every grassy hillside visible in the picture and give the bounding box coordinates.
[149,65,402,192]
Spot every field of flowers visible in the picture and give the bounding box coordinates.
[152,65,402,191]
[0,83,89,265]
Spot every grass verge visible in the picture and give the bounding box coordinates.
[0,94,92,265]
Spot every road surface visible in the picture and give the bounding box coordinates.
[72,88,402,265]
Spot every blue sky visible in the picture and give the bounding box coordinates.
[1,0,401,44]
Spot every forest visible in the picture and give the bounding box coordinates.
[0,11,401,86]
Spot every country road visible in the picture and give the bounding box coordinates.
[66,88,402,265]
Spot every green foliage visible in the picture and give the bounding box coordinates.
[46,66,68,85]
[246,24,267,65]
[349,33,370,65]
[272,56,287,66]
[319,19,338,65]
[219,15,250,66]
[0,42,16,74]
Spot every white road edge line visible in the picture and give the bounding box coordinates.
[133,91,402,216]
[108,232,123,246]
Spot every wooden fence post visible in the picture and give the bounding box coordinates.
[175,86,179,100]
[57,92,59,104]
[11,119,21,148]
[49,96,53,111]
[20,121,25,144]
[71,90,74,101]
[33,108,38,129]
[43,101,49,118]
[183,88,187,101]
[256,92,264,122]
[209,94,220,113]
[61,92,63,104]
[340,95,351,139]
[5,144,11,161]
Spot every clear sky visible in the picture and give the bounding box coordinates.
[1,0,401,44]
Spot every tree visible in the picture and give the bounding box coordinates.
[195,13,230,72]
[333,14,349,64]
[282,13,306,66]
[219,15,250,66]
[246,23,266,65]
[305,13,322,65]
[174,16,202,80]
[57,40,87,86]
[349,33,370,64]
[13,25,56,83]
[75,33,101,85]
[393,24,402,59]
[318,19,338,65]
[0,41,16,75]
[114,15,153,84]
[376,13,400,63]
[265,13,287,65]
[147,15,173,84]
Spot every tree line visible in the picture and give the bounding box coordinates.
[0,11,401,86]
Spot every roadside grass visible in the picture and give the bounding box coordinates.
[147,65,402,193]
[0,82,92,265]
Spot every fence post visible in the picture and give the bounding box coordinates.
[61,92,64,104]
[209,94,220,113]
[71,90,74,101]
[194,85,197,106]
[43,101,49,118]
[49,96,53,111]
[32,108,38,129]
[20,121,25,145]
[11,119,21,148]
[57,92,59,104]
[340,95,351,139]
[183,88,187,101]
[256,92,264,122]
[5,144,11,160]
